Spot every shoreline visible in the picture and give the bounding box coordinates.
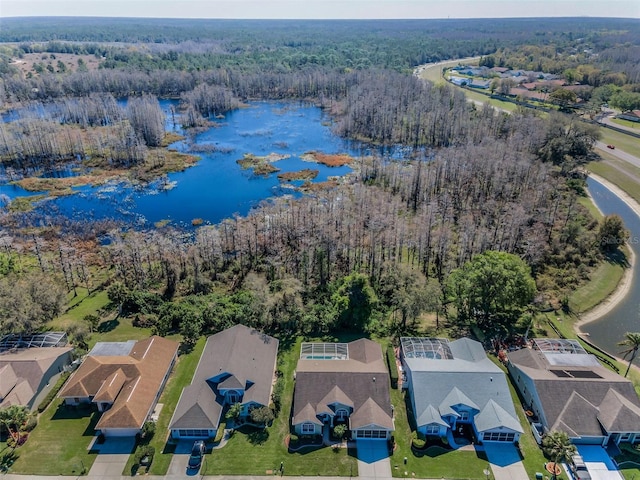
[574,173,639,349]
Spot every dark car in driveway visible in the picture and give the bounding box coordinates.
[188,440,206,471]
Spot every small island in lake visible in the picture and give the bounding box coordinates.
[236,152,290,176]
[277,169,320,182]
[301,151,354,167]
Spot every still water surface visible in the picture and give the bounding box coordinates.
[582,177,640,356]
[2,101,369,228]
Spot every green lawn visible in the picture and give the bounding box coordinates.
[615,444,640,479]
[587,160,640,205]
[611,118,640,130]
[568,251,628,314]
[203,335,357,476]
[125,336,206,475]
[389,388,493,479]
[599,129,640,159]
[8,399,99,475]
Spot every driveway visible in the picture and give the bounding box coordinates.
[356,440,391,480]
[168,440,206,477]
[482,443,528,480]
[88,437,136,478]
[577,445,625,480]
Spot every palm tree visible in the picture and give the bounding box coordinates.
[0,405,30,445]
[542,431,576,480]
[618,332,640,378]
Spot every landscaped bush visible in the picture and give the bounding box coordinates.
[6,433,28,448]
[411,431,426,450]
[37,372,70,413]
[214,422,226,443]
[386,345,398,389]
[332,424,347,440]
[23,416,37,432]
[134,445,155,468]
[140,421,156,442]
[271,373,284,415]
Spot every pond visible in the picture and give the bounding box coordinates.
[2,101,381,228]
[582,177,640,357]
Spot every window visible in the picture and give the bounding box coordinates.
[335,409,348,421]
[483,432,515,442]
[426,425,439,435]
[459,411,470,421]
[301,423,315,434]
[227,391,240,403]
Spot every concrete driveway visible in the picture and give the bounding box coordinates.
[88,437,136,478]
[482,443,528,480]
[356,440,391,480]
[168,440,206,477]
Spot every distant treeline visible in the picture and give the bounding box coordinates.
[1,17,639,73]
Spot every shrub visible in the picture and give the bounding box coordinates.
[386,345,398,389]
[213,423,226,443]
[23,415,37,432]
[134,445,155,467]
[37,372,71,413]
[411,436,426,449]
[271,375,284,415]
[333,424,348,440]
[141,421,156,441]
[250,406,275,426]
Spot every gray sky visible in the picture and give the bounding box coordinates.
[2,0,639,19]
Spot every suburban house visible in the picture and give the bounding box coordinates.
[401,337,522,445]
[169,324,279,440]
[58,335,178,437]
[507,338,640,446]
[0,332,72,410]
[292,338,394,440]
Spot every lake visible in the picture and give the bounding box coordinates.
[2,101,373,228]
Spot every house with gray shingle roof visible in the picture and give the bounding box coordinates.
[401,337,522,446]
[169,325,279,440]
[292,338,394,440]
[507,338,640,446]
[0,346,73,410]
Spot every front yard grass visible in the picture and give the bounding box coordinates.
[8,399,99,475]
[615,444,640,479]
[389,388,491,479]
[203,335,357,476]
[124,336,206,475]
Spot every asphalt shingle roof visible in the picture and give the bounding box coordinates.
[292,339,393,431]
[170,325,279,431]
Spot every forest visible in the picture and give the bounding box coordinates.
[0,17,638,348]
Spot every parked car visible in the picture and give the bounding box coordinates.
[607,144,616,149]
[571,454,592,480]
[188,440,206,471]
